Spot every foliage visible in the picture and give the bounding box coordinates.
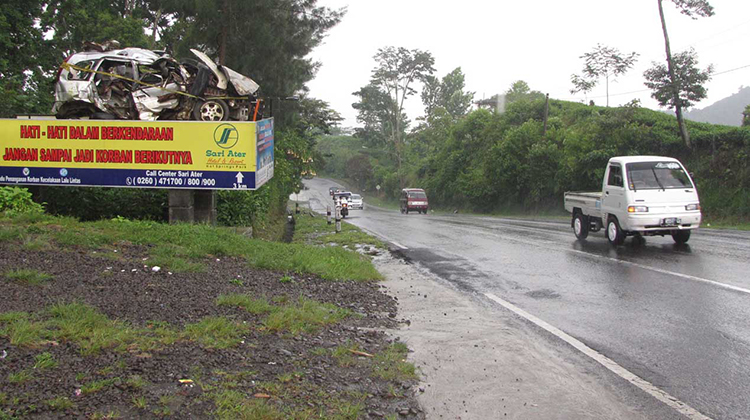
[570,44,639,106]
[320,80,750,222]
[0,0,56,117]
[643,48,713,111]
[505,80,545,105]
[2,1,342,232]
[670,0,714,17]
[742,104,750,127]
[354,47,435,187]
[421,67,474,120]
[160,0,344,103]
[0,187,45,217]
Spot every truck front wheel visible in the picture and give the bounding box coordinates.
[606,217,626,246]
[671,230,691,244]
[573,213,589,240]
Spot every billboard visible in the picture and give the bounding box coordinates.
[255,118,274,188]
[0,118,274,190]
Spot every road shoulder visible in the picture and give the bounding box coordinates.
[374,250,673,420]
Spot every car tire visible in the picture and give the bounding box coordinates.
[606,217,625,246]
[671,230,691,244]
[573,212,589,240]
[192,98,229,121]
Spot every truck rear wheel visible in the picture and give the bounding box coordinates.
[671,230,691,244]
[573,213,589,240]
[606,217,625,246]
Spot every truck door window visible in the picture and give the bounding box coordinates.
[607,165,623,187]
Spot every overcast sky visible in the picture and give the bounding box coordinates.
[305,0,750,128]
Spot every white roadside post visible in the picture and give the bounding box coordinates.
[327,206,332,224]
[335,205,341,233]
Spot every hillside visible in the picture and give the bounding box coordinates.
[684,86,750,126]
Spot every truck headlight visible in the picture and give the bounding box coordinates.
[685,203,700,211]
[627,206,649,213]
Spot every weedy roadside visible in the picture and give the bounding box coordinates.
[0,212,422,419]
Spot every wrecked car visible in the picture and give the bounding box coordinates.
[52,42,263,121]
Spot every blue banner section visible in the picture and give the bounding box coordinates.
[0,166,256,190]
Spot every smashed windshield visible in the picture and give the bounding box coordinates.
[626,161,693,190]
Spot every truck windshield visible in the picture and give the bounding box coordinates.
[626,161,693,190]
[408,192,427,199]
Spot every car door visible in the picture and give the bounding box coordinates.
[602,163,625,219]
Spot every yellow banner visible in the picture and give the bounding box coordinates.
[1,119,256,172]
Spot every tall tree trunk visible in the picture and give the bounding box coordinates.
[658,0,692,149]
[218,0,230,65]
[151,8,162,49]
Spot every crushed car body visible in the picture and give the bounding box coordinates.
[52,41,262,122]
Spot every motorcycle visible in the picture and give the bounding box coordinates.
[341,200,349,218]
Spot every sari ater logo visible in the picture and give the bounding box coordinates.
[213,124,239,149]
[206,123,247,169]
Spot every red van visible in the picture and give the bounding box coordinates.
[400,188,429,214]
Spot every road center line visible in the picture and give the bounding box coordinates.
[484,293,713,420]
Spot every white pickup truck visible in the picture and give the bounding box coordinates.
[564,156,702,245]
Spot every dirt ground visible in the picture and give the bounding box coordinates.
[0,241,424,419]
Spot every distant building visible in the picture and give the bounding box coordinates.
[475,94,506,114]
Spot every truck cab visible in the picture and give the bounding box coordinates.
[565,156,701,245]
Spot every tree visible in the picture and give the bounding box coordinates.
[644,48,713,127]
[654,0,714,149]
[742,104,750,127]
[505,80,545,104]
[355,47,435,186]
[570,44,639,107]
[160,0,344,103]
[0,0,57,117]
[421,67,474,120]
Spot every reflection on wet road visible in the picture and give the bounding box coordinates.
[302,178,750,420]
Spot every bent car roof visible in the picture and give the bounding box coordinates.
[67,47,167,65]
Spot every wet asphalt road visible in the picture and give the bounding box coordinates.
[302,178,750,420]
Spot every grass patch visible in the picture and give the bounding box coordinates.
[45,396,73,411]
[216,294,274,315]
[0,304,177,355]
[132,396,147,410]
[0,225,23,242]
[81,377,121,395]
[0,317,47,347]
[372,342,418,382]
[292,211,384,250]
[264,296,352,335]
[3,214,382,280]
[4,268,52,285]
[213,390,287,420]
[183,317,248,349]
[33,352,57,370]
[21,234,53,251]
[7,369,32,384]
[125,375,148,390]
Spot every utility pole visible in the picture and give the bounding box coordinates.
[543,93,550,136]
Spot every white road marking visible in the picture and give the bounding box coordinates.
[390,241,409,250]
[459,221,750,296]
[484,293,713,420]
[566,248,750,296]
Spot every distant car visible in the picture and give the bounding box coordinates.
[349,194,363,210]
[52,41,262,121]
[329,186,340,196]
[400,188,428,214]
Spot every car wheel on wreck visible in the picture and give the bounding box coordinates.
[192,98,230,121]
